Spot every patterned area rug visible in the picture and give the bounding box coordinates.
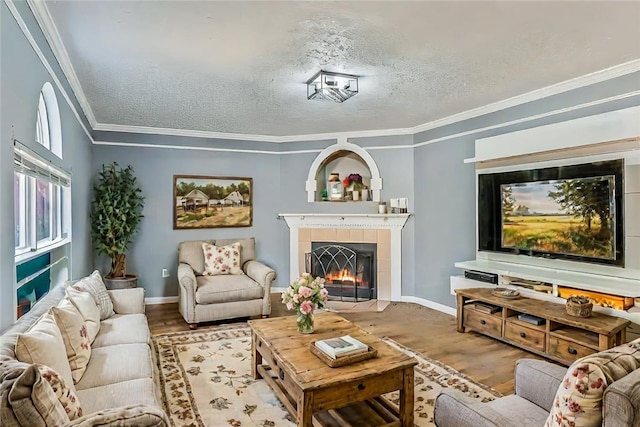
[152,324,501,427]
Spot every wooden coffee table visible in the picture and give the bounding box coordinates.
[248,312,417,426]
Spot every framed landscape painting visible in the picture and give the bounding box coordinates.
[173,175,253,229]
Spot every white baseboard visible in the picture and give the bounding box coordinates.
[274,288,457,316]
[400,295,457,317]
[150,291,457,317]
[145,296,179,305]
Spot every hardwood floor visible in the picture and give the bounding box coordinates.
[146,294,560,395]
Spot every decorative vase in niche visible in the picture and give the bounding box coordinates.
[352,190,360,201]
[296,309,314,334]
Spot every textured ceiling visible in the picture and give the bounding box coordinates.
[43,1,640,138]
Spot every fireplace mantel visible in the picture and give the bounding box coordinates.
[279,213,411,301]
[279,213,411,229]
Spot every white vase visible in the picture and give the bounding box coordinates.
[352,190,360,201]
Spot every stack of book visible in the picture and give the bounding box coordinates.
[314,335,369,360]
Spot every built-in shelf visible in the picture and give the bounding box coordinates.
[455,259,640,296]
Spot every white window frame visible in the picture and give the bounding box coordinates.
[14,149,70,259]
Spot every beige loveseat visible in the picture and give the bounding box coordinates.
[0,279,168,426]
[177,237,276,328]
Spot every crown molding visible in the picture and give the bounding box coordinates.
[413,90,640,148]
[410,59,640,135]
[27,0,97,127]
[96,91,640,154]
[92,122,413,144]
[5,0,93,142]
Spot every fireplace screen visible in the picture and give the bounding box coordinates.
[305,242,376,302]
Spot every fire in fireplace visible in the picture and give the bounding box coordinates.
[305,242,376,302]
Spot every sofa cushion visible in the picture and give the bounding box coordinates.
[545,338,640,427]
[75,344,152,390]
[76,378,157,415]
[71,270,115,320]
[195,275,264,304]
[15,311,76,391]
[51,299,92,383]
[215,237,256,266]
[202,242,243,275]
[92,314,150,348]
[178,240,214,275]
[65,287,101,343]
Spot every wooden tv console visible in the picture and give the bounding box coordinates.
[456,288,631,366]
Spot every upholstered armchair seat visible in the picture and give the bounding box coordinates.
[195,275,264,304]
[177,238,276,328]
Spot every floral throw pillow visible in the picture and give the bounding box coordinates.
[36,364,84,420]
[202,242,243,276]
[544,362,607,427]
[51,299,92,383]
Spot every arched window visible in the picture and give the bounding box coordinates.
[35,82,62,158]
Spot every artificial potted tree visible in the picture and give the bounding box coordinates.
[90,162,145,289]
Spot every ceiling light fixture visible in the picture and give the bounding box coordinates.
[306,70,359,103]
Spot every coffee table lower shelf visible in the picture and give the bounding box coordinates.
[256,365,404,427]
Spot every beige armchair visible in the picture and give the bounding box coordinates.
[177,237,276,329]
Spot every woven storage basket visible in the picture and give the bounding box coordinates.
[566,297,593,318]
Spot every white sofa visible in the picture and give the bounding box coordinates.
[0,282,169,426]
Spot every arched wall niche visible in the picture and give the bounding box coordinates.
[306,139,382,202]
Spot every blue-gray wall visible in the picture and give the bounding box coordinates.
[1,2,94,330]
[91,145,285,298]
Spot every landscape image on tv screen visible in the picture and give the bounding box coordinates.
[501,175,615,260]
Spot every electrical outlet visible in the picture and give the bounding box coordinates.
[161,268,169,278]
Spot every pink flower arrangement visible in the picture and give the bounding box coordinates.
[281,273,329,314]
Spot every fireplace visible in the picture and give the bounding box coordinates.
[306,242,376,302]
[280,213,411,302]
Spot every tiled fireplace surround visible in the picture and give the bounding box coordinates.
[280,214,411,301]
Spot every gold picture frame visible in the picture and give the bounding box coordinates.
[173,175,252,229]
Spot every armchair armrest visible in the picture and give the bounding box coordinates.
[514,358,566,412]
[177,263,197,323]
[603,368,640,426]
[244,260,276,317]
[108,288,146,314]
[434,389,514,427]
[244,260,276,292]
[67,404,169,426]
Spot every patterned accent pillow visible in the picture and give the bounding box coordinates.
[544,338,640,427]
[65,286,101,343]
[15,311,76,393]
[544,362,607,427]
[202,242,244,276]
[6,362,70,426]
[71,270,115,320]
[51,299,92,383]
[36,364,83,420]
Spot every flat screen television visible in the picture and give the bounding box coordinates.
[478,159,624,267]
